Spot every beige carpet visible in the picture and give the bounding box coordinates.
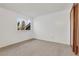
[0,39,75,56]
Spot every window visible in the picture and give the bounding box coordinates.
[17,17,31,30]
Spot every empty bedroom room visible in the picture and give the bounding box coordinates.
[0,3,77,56]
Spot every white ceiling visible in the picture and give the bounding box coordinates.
[0,3,72,18]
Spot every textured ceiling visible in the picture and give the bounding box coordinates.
[0,3,72,18]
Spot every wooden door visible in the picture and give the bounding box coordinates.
[74,4,78,54]
[70,4,78,55]
[77,4,79,55]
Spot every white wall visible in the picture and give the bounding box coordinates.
[33,10,70,45]
[0,5,72,48]
[0,7,34,48]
